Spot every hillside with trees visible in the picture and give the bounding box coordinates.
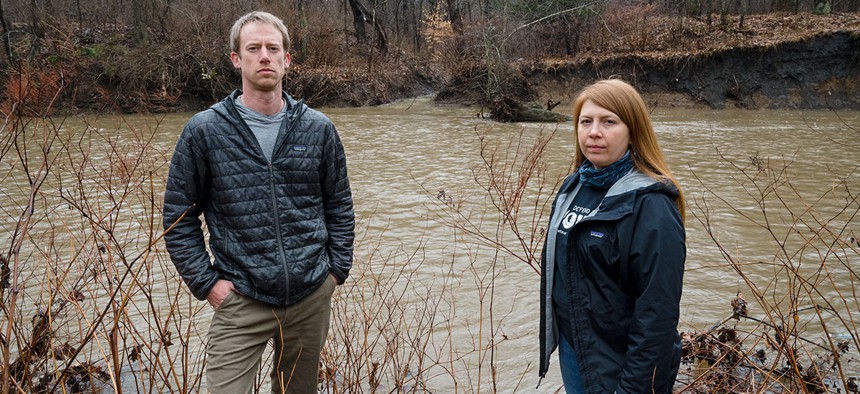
[1,0,859,119]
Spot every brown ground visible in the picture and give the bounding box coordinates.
[540,11,860,63]
[511,12,860,111]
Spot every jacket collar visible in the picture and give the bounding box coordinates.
[558,169,678,223]
[213,89,306,121]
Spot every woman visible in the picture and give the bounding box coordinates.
[538,79,686,393]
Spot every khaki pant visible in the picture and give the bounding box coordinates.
[206,276,336,394]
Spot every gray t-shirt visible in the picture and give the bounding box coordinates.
[235,97,286,162]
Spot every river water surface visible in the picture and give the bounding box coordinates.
[324,99,860,391]
[3,97,859,392]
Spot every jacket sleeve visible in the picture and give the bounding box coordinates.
[617,192,685,394]
[320,122,355,284]
[162,121,220,300]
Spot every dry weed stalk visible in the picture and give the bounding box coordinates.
[418,125,570,392]
[684,141,859,393]
[1,78,206,392]
[320,227,449,393]
[429,125,568,274]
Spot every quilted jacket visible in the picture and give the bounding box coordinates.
[162,90,355,306]
[539,169,685,393]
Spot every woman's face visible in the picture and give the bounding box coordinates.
[577,100,631,169]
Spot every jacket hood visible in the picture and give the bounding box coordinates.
[598,170,679,220]
[557,170,679,219]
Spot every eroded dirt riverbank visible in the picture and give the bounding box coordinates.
[522,31,860,110]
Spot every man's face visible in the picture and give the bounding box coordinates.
[230,22,290,93]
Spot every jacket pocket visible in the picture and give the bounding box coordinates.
[578,225,619,269]
[216,290,238,311]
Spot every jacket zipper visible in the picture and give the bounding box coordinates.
[231,93,306,304]
[268,104,305,303]
[268,161,290,301]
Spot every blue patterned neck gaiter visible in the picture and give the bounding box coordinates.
[578,150,634,189]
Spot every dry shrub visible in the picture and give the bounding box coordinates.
[98,44,194,112]
[578,1,663,53]
[432,13,540,107]
[0,87,204,392]
[605,2,663,51]
[497,2,667,61]
[320,231,450,392]
[422,1,459,73]
[162,1,244,101]
[510,17,582,59]
[1,65,63,117]
[281,3,362,68]
[681,144,860,392]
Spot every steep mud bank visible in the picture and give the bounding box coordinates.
[522,31,860,110]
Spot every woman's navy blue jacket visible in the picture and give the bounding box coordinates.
[162,90,354,306]
[539,169,685,393]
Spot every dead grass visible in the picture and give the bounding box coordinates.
[532,11,860,65]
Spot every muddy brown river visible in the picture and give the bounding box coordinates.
[2,97,858,392]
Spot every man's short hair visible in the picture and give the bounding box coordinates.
[229,11,291,54]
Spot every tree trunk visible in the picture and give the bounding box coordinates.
[28,0,43,38]
[0,0,13,66]
[131,0,149,43]
[410,0,422,52]
[490,98,573,123]
[446,0,465,54]
[347,0,388,55]
[446,0,463,35]
[479,0,493,18]
[348,0,368,44]
[369,10,388,55]
[75,0,82,27]
[297,0,308,58]
[706,0,713,25]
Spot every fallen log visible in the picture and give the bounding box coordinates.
[489,97,572,123]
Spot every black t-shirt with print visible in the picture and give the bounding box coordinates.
[553,183,608,344]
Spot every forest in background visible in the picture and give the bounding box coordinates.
[1,0,859,115]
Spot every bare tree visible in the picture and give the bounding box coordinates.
[27,0,43,38]
[446,0,464,36]
[296,0,308,58]
[346,0,388,55]
[738,0,748,28]
[0,0,12,66]
[131,0,149,43]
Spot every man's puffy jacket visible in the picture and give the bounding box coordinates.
[539,170,685,393]
[163,90,354,306]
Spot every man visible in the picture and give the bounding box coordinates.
[162,11,354,394]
